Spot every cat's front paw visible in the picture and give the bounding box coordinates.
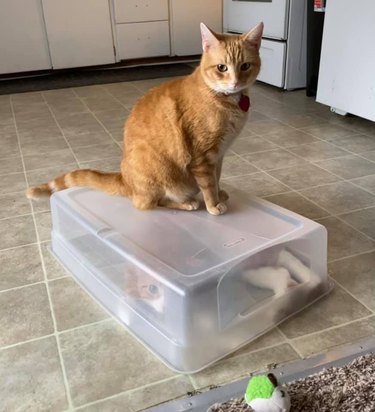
[207,202,227,216]
[219,189,229,202]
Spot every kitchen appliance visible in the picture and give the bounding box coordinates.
[223,0,307,89]
[316,0,375,121]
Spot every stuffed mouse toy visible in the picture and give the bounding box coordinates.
[245,373,291,412]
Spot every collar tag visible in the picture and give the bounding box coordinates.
[239,94,250,112]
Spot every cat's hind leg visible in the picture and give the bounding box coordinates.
[159,198,200,211]
[132,194,158,210]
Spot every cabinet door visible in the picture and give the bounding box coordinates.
[257,39,286,88]
[116,21,170,60]
[171,0,222,56]
[42,0,115,69]
[223,0,288,40]
[0,0,51,74]
[114,0,168,23]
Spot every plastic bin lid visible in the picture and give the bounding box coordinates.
[55,188,304,277]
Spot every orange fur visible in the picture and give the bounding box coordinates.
[26,22,263,215]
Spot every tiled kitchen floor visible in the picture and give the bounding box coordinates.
[1,74,375,411]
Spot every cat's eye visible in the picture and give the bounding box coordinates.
[148,285,159,295]
[240,63,251,71]
[217,64,228,72]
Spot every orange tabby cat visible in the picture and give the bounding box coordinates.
[27,22,263,215]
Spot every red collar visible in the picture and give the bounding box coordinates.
[238,94,250,112]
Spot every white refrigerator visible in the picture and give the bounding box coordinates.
[223,0,307,90]
[316,0,375,122]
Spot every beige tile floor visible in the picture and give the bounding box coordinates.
[1,75,375,411]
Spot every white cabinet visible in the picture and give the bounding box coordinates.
[116,21,170,60]
[114,0,168,23]
[1,0,226,74]
[223,0,288,40]
[41,0,115,69]
[170,0,222,56]
[114,0,170,60]
[0,0,51,74]
[258,40,286,88]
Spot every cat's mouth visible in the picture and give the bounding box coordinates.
[214,83,247,95]
[225,87,244,95]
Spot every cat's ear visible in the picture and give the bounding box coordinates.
[200,22,220,52]
[242,22,264,51]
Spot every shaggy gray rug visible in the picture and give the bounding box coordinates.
[208,353,375,412]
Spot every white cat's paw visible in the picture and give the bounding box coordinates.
[207,202,227,215]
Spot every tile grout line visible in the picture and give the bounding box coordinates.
[275,328,304,359]
[45,274,70,282]
[289,313,375,344]
[0,280,45,295]
[330,204,375,219]
[249,106,375,167]
[75,375,181,411]
[237,130,375,242]
[41,93,82,169]
[327,248,375,264]
[222,170,261,180]
[229,152,337,223]
[313,164,375,200]
[250,92,374,138]
[9,95,75,411]
[0,211,34,222]
[0,169,29,178]
[234,151,335,216]
[0,241,39,253]
[130,79,164,94]
[72,89,126,152]
[6,308,371,375]
[233,149,355,165]
[75,340,303,411]
[329,278,375,315]
[0,318,112,354]
[241,127,375,167]
[73,90,130,150]
[266,187,375,241]
[0,333,56,352]
[250,91,375,140]
[57,318,111,336]
[188,374,200,391]
[262,167,375,257]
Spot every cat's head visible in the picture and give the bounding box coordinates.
[125,269,164,313]
[199,22,263,95]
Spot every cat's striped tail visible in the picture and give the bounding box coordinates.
[26,169,131,199]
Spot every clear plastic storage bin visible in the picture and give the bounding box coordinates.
[51,187,330,373]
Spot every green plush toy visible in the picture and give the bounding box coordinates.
[245,373,291,412]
